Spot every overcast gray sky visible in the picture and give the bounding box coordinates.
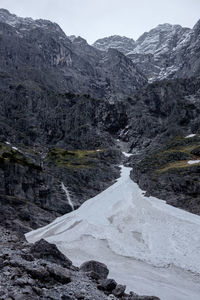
[0,0,200,44]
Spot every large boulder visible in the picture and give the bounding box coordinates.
[98,278,117,292]
[47,265,71,284]
[30,239,72,268]
[80,260,109,279]
[112,284,126,297]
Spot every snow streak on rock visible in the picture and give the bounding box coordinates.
[187,160,200,165]
[185,134,196,138]
[61,182,74,211]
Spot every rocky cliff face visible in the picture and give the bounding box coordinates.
[122,77,200,215]
[93,22,200,82]
[0,9,147,100]
[0,8,200,229]
[130,135,200,215]
[120,77,200,151]
[0,87,124,232]
[0,8,200,300]
[93,35,136,55]
[0,8,200,230]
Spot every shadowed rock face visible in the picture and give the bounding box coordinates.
[120,77,200,152]
[80,260,109,279]
[0,139,122,232]
[0,9,147,100]
[120,77,200,215]
[0,72,127,231]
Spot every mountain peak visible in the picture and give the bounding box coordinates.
[132,23,190,56]
[0,8,34,27]
[0,8,11,14]
[155,23,181,30]
[93,35,136,55]
[0,8,64,37]
[193,19,200,36]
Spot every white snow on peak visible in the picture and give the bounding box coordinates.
[0,9,61,33]
[133,24,190,57]
[188,160,200,165]
[185,134,196,138]
[26,166,200,300]
[0,10,34,28]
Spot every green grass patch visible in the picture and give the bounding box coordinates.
[141,135,200,174]
[0,143,42,171]
[47,147,104,169]
[157,160,200,173]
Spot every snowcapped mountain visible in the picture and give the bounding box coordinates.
[93,22,200,82]
[93,35,136,55]
[130,23,190,56]
[0,8,64,36]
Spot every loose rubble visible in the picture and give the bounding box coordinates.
[0,226,160,300]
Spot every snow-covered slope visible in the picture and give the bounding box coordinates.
[26,166,200,300]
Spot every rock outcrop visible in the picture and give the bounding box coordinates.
[130,135,200,215]
[93,35,136,55]
[93,21,200,82]
[0,9,147,100]
[0,226,160,300]
[80,261,109,279]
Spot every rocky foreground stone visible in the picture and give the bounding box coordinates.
[0,226,160,300]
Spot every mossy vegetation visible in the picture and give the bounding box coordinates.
[154,135,200,173]
[164,135,200,150]
[157,160,200,173]
[0,143,42,171]
[47,147,104,169]
[0,71,10,78]
[139,135,200,174]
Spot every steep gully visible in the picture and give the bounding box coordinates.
[26,148,200,300]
